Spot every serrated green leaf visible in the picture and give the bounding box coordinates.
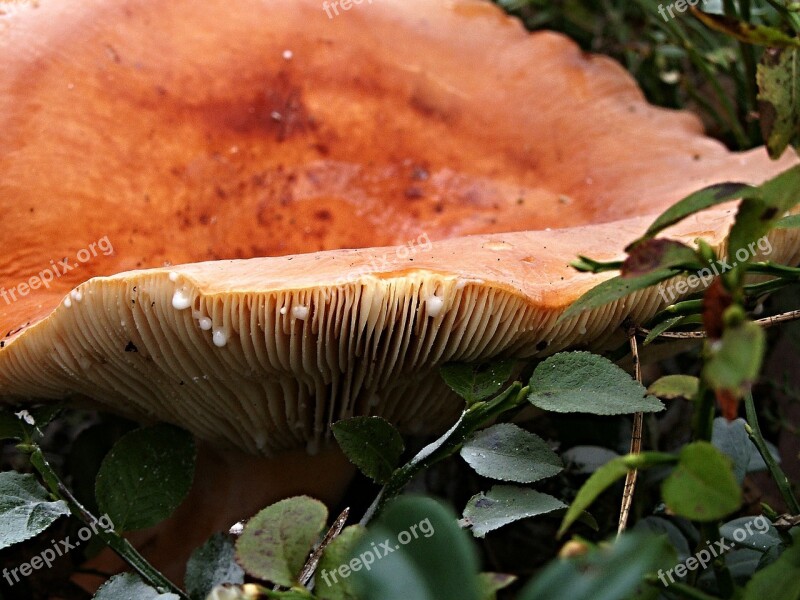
[316,525,365,600]
[703,321,765,399]
[662,441,742,521]
[236,496,327,587]
[528,352,664,415]
[464,486,565,538]
[477,572,516,600]
[518,531,676,600]
[558,452,676,537]
[92,573,180,599]
[559,270,681,322]
[460,424,562,483]
[352,496,480,600]
[639,182,753,241]
[440,359,516,405]
[758,47,800,158]
[647,375,699,401]
[95,424,195,532]
[185,533,244,600]
[332,417,404,484]
[0,471,70,549]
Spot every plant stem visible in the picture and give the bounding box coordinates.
[361,383,528,525]
[702,522,735,598]
[744,392,800,513]
[28,448,187,598]
[693,382,716,442]
[618,327,643,536]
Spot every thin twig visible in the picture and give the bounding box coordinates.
[639,309,800,340]
[618,325,643,536]
[300,507,350,586]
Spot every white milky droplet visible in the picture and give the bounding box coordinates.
[168,271,179,282]
[212,328,228,347]
[426,295,444,318]
[292,305,309,320]
[64,296,72,308]
[198,317,212,331]
[172,288,191,310]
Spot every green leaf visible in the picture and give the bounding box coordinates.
[332,417,404,484]
[463,486,566,538]
[561,446,619,474]
[621,239,702,277]
[440,359,516,406]
[0,406,63,442]
[558,452,676,537]
[662,441,742,521]
[712,418,762,485]
[758,47,800,158]
[528,352,664,415]
[460,424,562,483]
[95,424,195,532]
[92,572,180,599]
[647,375,699,401]
[0,471,70,549]
[185,533,244,600]
[720,516,782,553]
[477,572,516,600]
[643,316,687,345]
[728,198,780,266]
[756,164,800,214]
[703,321,765,399]
[558,270,680,322]
[352,496,480,600]
[639,182,753,241]
[742,530,800,600]
[518,531,675,600]
[236,496,327,587]
[775,213,800,229]
[316,525,365,600]
[0,411,30,442]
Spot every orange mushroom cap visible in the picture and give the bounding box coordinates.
[1,0,799,454]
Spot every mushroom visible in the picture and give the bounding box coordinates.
[2,0,799,581]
